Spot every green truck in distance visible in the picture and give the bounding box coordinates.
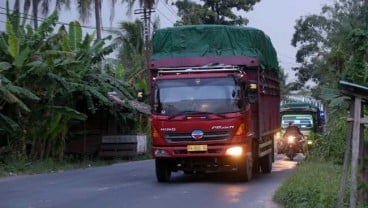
[276,102,325,153]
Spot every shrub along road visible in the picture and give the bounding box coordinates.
[0,155,299,208]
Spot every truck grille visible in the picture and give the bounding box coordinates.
[165,131,231,142]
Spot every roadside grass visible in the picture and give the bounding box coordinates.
[0,156,123,177]
[0,134,153,177]
[273,159,348,208]
[0,153,152,177]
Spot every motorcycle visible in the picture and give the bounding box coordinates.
[279,134,305,161]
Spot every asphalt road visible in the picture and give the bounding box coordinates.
[0,155,301,208]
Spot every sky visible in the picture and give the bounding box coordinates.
[0,0,334,82]
[245,0,333,82]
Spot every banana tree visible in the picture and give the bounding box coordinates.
[1,7,134,160]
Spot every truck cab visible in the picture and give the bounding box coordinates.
[151,66,258,181]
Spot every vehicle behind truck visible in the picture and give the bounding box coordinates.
[276,102,325,153]
[148,25,280,182]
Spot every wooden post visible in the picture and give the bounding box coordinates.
[338,103,354,206]
[350,97,362,208]
[358,102,367,203]
[339,81,368,207]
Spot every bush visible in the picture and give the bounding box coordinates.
[310,111,347,164]
[274,160,346,208]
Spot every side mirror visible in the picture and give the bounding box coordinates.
[137,90,145,102]
[246,82,258,104]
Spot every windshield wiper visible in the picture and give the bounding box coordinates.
[168,111,226,120]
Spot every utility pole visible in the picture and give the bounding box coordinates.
[134,7,155,69]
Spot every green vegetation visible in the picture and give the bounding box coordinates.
[0,156,120,177]
[0,3,149,165]
[174,0,261,25]
[274,160,345,208]
[276,0,368,207]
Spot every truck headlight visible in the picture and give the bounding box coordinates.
[225,146,243,156]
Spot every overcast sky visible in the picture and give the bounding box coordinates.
[246,0,333,82]
[0,0,334,82]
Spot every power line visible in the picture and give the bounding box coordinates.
[161,1,180,20]
[0,7,121,32]
[155,7,175,25]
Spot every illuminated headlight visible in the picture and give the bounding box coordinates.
[154,149,169,156]
[308,140,313,145]
[225,146,243,156]
[287,136,295,143]
[274,132,281,140]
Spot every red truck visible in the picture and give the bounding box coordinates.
[148,25,280,182]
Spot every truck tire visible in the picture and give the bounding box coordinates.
[155,159,171,182]
[237,153,253,182]
[260,153,272,174]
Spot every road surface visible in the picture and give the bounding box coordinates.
[0,155,301,208]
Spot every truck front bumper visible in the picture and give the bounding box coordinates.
[152,144,250,173]
[152,144,248,158]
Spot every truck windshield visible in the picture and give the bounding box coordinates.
[153,77,241,115]
[281,115,314,130]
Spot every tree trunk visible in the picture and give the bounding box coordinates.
[22,0,31,26]
[58,128,67,161]
[94,0,101,40]
[32,0,38,29]
[30,138,37,160]
[13,0,20,11]
[16,108,27,156]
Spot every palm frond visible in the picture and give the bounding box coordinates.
[0,62,11,72]
[6,84,39,101]
[6,20,19,58]
[52,105,87,120]
[0,113,19,132]
[68,21,82,50]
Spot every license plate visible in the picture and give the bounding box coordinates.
[187,145,208,152]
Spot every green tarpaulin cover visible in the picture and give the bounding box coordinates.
[151,25,279,70]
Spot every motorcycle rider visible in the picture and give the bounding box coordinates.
[283,121,306,153]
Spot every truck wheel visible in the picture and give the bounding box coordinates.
[237,153,253,182]
[260,153,272,174]
[155,159,171,182]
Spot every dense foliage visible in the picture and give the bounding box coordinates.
[174,0,260,25]
[291,0,368,160]
[0,8,135,161]
[275,1,368,207]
